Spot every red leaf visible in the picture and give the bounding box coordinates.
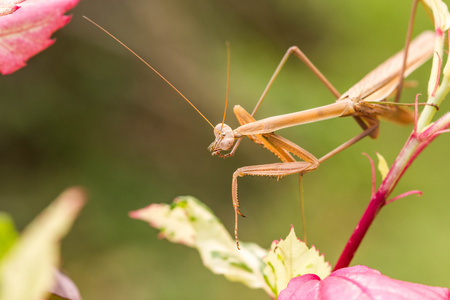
[278,265,449,300]
[0,0,79,75]
[0,0,25,17]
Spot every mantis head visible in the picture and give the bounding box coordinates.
[208,123,235,156]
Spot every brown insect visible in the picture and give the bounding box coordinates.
[84,16,434,248]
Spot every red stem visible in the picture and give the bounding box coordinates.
[334,113,450,271]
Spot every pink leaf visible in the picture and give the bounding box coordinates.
[0,0,25,17]
[0,0,79,75]
[278,265,449,300]
[49,270,82,300]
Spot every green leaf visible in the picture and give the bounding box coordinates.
[0,213,18,261]
[130,196,272,296]
[0,188,86,300]
[376,152,389,180]
[262,226,331,297]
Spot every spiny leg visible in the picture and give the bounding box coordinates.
[223,105,296,161]
[232,133,319,248]
[229,105,322,248]
[231,133,320,217]
[230,115,378,248]
[232,159,318,249]
[265,134,319,166]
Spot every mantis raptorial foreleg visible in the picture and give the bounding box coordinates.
[230,104,384,247]
[231,105,319,248]
[230,104,379,246]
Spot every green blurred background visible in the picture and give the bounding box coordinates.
[2,0,450,298]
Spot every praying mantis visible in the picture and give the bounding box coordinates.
[84,17,435,248]
[208,30,434,246]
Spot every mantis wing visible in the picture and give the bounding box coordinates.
[340,30,435,103]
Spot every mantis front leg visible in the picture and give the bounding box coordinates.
[230,106,381,248]
[231,106,319,248]
[232,156,318,249]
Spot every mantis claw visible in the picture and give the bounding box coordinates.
[213,151,234,158]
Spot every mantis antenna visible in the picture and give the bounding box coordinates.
[83,16,215,130]
[220,42,231,133]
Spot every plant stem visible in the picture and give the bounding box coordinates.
[417,75,450,131]
[334,111,450,271]
[334,24,450,270]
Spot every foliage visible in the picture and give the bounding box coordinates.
[131,0,450,298]
[0,0,81,299]
[0,0,79,74]
[0,188,84,300]
[2,0,450,299]
[278,265,449,300]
